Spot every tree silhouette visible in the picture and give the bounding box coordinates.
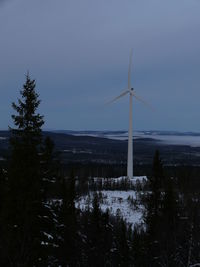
[2,74,45,266]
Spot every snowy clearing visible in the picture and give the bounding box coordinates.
[76,190,144,228]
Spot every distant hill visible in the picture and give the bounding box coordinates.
[1,130,200,166]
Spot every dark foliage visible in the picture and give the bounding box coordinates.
[1,74,45,266]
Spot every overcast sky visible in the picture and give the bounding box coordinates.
[0,0,200,131]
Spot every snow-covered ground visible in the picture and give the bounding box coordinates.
[76,190,144,228]
[48,176,146,228]
[63,149,92,154]
[92,176,147,184]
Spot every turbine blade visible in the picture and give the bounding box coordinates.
[128,49,133,89]
[133,94,154,111]
[106,90,129,105]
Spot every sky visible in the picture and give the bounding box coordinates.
[0,0,200,131]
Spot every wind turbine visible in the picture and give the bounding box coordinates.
[107,50,152,179]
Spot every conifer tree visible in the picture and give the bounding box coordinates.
[41,136,57,196]
[58,173,78,266]
[0,167,6,264]
[88,193,103,267]
[40,136,59,265]
[2,74,45,266]
[160,177,178,264]
[116,218,130,266]
[0,167,5,215]
[144,150,164,265]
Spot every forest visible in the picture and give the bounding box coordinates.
[0,75,200,267]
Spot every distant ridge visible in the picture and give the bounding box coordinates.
[52,130,200,137]
[1,130,200,165]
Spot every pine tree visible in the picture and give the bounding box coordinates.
[88,193,103,267]
[40,136,59,265]
[2,74,45,266]
[159,177,178,266]
[116,218,130,267]
[0,167,5,215]
[41,136,57,197]
[144,150,164,266]
[0,167,6,264]
[58,173,78,266]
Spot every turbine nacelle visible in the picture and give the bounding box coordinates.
[129,88,134,95]
[107,87,153,110]
[106,51,153,110]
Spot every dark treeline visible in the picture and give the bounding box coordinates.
[0,75,200,266]
[0,75,135,266]
[133,151,200,266]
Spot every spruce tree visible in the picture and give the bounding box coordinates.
[40,136,59,265]
[160,177,178,265]
[0,167,6,264]
[58,173,78,266]
[0,167,5,215]
[116,218,130,267]
[2,74,45,266]
[144,150,164,265]
[88,193,103,267]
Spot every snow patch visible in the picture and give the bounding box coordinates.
[0,137,7,140]
[77,190,144,228]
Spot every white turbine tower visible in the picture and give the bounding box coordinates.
[108,50,152,179]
